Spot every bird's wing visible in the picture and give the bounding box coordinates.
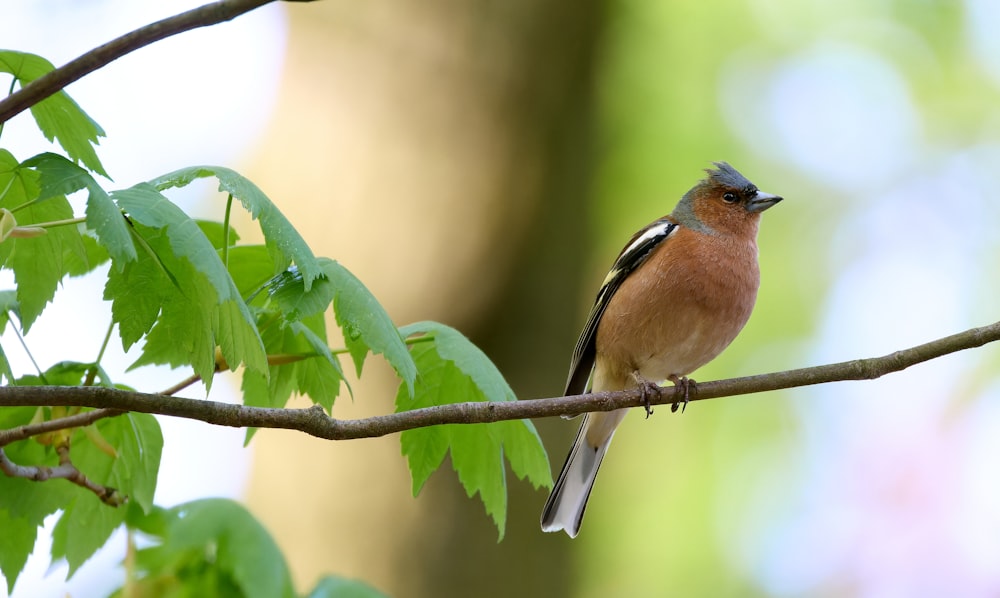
[563,218,680,395]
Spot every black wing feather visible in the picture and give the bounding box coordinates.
[563,218,679,395]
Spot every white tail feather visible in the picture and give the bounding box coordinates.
[540,411,625,537]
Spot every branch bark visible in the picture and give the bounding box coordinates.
[0,446,125,506]
[0,0,312,124]
[1,320,997,441]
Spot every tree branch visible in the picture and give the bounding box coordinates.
[0,408,124,447]
[0,320,997,441]
[0,0,313,124]
[0,446,125,506]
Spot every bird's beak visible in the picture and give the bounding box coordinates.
[747,191,783,213]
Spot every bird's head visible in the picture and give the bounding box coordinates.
[672,162,782,237]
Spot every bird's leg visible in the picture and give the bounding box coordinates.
[629,371,661,419]
[668,375,696,413]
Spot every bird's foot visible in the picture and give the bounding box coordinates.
[668,375,696,413]
[630,371,661,419]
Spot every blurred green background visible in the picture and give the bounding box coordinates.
[4,0,1000,596]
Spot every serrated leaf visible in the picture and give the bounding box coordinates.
[228,244,278,299]
[114,185,233,295]
[264,263,335,322]
[51,413,163,576]
[491,418,552,487]
[149,166,321,289]
[0,410,76,585]
[289,316,346,410]
[128,286,217,383]
[0,292,14,381]
[51,487,125,577]
[0,409,67,529]
[243,312,344,411]
[307,576,391,598]
[0,51,107,177]
[112,184,266,382]
[0,508,37,594]
[0,289,18,329]
[395,322,551,540]
[241,312,345,444]
[327,260,415,394]
[0,151,86,331]
[103,235,169,350]
[0,344,11,383]
[400,321,516,402]
[63,231,111,277]
[22,152,134,266]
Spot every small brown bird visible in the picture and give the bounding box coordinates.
[540,162,782,537]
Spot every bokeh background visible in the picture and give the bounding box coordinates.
[3,0,1000,596]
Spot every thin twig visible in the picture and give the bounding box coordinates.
[159,373,203,397]
[0,320,996,441]
[0,408,123,447]
[0,0,303,124]
[0,447,125,506]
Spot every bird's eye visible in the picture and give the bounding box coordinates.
[722,192,737,203]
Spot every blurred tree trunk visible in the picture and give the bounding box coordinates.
[245,0,603,596]
[399,2,604,594]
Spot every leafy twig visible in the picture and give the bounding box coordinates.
[0,320,996,441]
[0,0,309,125]
[0,445,125,506]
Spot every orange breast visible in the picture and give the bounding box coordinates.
[593,230,760,389]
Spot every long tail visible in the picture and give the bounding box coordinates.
[540,410,627,537]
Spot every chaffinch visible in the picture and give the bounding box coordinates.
[540,162,782,538]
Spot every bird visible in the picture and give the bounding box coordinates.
[540,161,782,538]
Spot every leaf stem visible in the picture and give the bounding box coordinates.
[31,216,87,229]
[11,326,45,382]
[84,321,116,387]
[222,193,233,269]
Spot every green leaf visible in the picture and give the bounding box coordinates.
[306,576,391,598]
[51,487,125,578]
[227,245,276,299]
[51,413,163,576]
[263,263,335,322]
[0,289,18,329]
[395,322,551,540]
[0,409,67,530]
[0,292,15,381]
[0,150,86,331]
[0,409,67,584]
[328,260,416,394]
[114,185,233,295]
[0,507,37,594]
[289,316,346,410]
[0,51,108,177]
[149,166,321,289]
[0,345,11,383]
[103,233,170,350]
[246,319,334,437]
[124,502,169,537]
[196,219,240,250]
[128,499,295,598]
[22,152,134,266]
[241,312,345,444]
[62,231,111,277]
[111,185,267,382]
